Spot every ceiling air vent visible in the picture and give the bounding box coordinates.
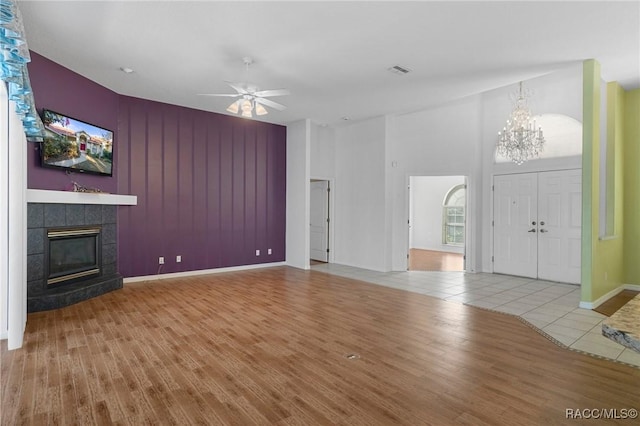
[388,65,411,75]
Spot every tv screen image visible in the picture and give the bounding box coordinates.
[41,109,114,176]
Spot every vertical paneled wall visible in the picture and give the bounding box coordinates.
[117,96,286,278]
[27,52,287,279]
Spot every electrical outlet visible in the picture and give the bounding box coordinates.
[256,249,260,256]
[176,255,182,263]
[159,256,165,265]
[268,248,272,255]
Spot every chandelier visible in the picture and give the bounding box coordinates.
[496,82,545,165]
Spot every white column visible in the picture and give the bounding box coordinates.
[0,82,28,350]
[0,83,9,340]
[8,100,27,350]
[286,119,311,269]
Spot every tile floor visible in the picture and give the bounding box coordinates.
[311,263,640,368]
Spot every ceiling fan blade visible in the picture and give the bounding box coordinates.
[197,93,241,97]
[225,81,249,94]
[255,97,287,111]
[253,88,290,98]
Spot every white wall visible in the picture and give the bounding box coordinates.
[410,176,465,253]
[334,117,388,271]
[479,64,583,272]
[296,64,583,275]
[310,123,335,178]
[286,119,310,269]
[387,95,483,271]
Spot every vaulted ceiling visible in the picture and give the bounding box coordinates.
[18,1,640,127]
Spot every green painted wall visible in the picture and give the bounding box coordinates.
[592,82,625,297]
[623,88,640,284]
[581,61,627,303]
[581,60,597,302]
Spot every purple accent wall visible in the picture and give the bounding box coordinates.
[26,52,287,278]
[27,52,119,193]
[118,97,286,277]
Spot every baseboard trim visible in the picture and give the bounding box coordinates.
[0,330,7,340]
[123,262,287,284]
[579,283,640,309]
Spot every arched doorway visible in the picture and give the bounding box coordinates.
[408,176,466,271]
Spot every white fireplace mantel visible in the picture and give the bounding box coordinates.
[27,189,137,206]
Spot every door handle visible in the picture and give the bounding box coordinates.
[528,228,536,233]
[540,229,548,233]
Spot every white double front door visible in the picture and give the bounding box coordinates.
[493,169,582,284]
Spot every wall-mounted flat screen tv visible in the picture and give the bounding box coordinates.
[40,109,114,177]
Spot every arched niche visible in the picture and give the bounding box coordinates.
[495,113,582,163]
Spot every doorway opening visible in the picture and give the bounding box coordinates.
[408,176,466,271]
[310,179,330,264]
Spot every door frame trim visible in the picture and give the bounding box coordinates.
[310,176,335,264]
[406,174,471,273]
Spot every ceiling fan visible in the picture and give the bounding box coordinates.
[198,57,289,118]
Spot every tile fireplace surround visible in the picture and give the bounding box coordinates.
[26,190,136,312]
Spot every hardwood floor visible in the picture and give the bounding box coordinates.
[594,290,640,317]
[2,267,639,425]
[408,248,464,271]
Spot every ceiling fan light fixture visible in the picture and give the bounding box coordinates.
[241,99,253,118]
[199,56,288,119]
[255,103,268,116]
[226,100,240,114]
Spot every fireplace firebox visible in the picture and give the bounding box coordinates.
[27,203,123,312]
[47,227,102,286]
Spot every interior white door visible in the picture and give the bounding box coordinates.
[310,181,329,262]
[537,170,582,283]
[493,173,538,278]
